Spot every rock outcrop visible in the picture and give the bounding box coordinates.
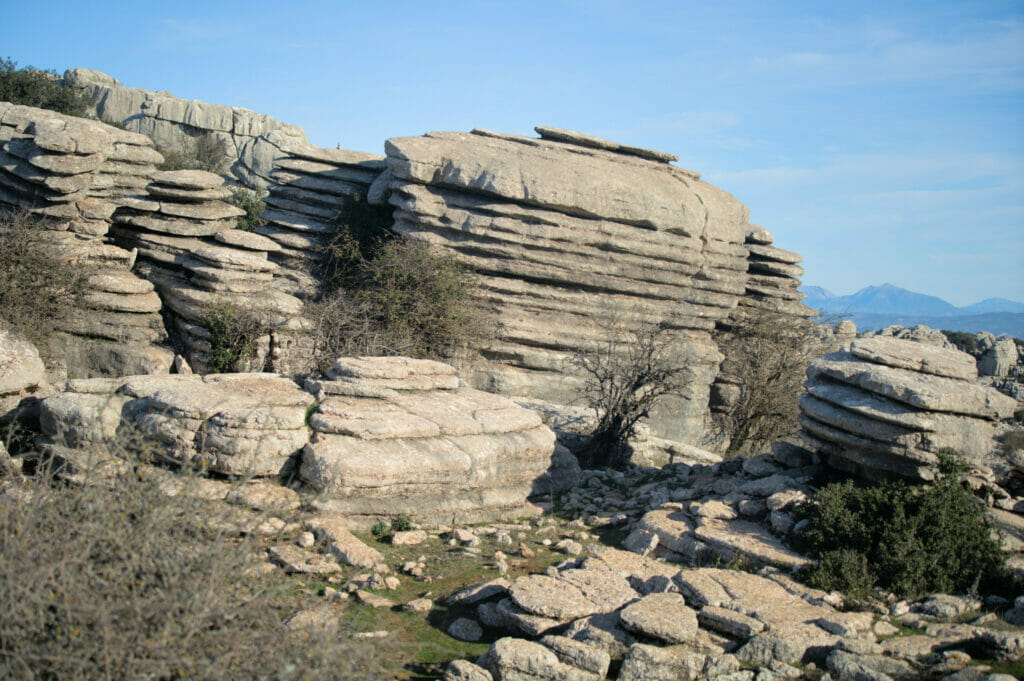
[0,329,49,417]
[301,357,574,527]
[799,336,1018,480]
[65,69,309,189]
[381,127,810,446]
[255,144,386,299]
[109,169,305,373]
[0,102,174,378]
[34,357,567,523]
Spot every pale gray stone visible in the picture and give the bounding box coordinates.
[619,593,698,644]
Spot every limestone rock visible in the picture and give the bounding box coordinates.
[619,593,698,644]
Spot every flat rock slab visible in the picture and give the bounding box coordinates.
[619,593,698,644]
[267,544,340,574]
[214,228,282,252]
[851,336,978,381]
[808,352,1016,420]
[694,517,810,569]
[534,125,679,163]
[557,568,639,613]
[150,169,225,189]
[159,200,245,221]
[618,642,709,681]
[447,578,511,606]
[496,597,567,637]
[332,355,457,379]
[305,513,384,568]
[697,606,765,639]
[147,183,233,202]
[509,574,600,621]
[482,637,596,681]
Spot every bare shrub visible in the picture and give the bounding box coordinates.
[571,318,693,468]
[711,308,832,455]
[0,211,89,344]
[0,462,383,680]
[157,130,231,174]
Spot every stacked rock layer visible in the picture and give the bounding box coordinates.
[66,68,310,189]
[301,357,568,527]
[255,144,386,298]
[737,225,814,317]
[0,103,173,378]
[34,357,565,523]
[110,169,305,373]
[799,336,1018,480]
[381,126,781,443]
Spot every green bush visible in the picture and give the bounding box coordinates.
[0,58,92,116]
[941,330,979,355]
[205,300,271,373]
[226,187,267,232]
[307,198,487,372]
[0,466,382,680]
[391,514,414,532]
[0,211,89,344]
[794,451,1013,599]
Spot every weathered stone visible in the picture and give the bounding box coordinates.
[619,593,698,644]
[850,336,978,381]
[0,329,46,396]
[694,517,810,569]
[539,635,611,678]
[698,605,765,639]
[508,574,598,620]
[618,643,708,681]
[481,637,598,681]
[447,578,512,606]
[443,660,494,681]
[305,513,385,568]
[448,618,484,642]
[267,544,340,574]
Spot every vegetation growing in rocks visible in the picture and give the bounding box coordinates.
[307,197,487,372]
[226,187,267,231]
[204,299,272,373]
[794,450,1013,601]
[0,467,382,681]
[711,310,832,455]
[156,131,232,174]
[0,211,89,344]
[942,329,980,355]
[571,319,693,468]
[0,58,92,116]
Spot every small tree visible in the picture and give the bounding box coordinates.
[571,318,692,468]
[711,308,832,455]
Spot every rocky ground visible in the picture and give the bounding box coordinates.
[4,442,1020,681]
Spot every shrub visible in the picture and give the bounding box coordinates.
[307,199,487,372]
[391,514,413,532]
[794,450,1013,600]
[0,465,382,680]
[711,309,832,455]
[205,300,272,373]
[942,330,979,355]
[571,318,693,469]
[0,58,92,117]
[0,211,89,344]
[226,187,266,232]
[157,131,231,174]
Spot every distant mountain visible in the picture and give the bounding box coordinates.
[959,297,1024,315]
[798,284,1024,337]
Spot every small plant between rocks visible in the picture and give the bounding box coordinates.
[204,299,272,373]
[0,57,92,116]
[225,187,267,232]
[794,450,1015,602]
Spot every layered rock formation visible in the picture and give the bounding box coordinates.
[255,144,385,298]
[301,357,572,527]
[33,357,566,523]
[798,336,1018,480]
[109,169,305,373]
[0,102,173,378]
[65,69,309,189]
[381,126,799,445]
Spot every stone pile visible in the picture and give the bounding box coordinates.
[736,225,814,318]
[383,126,772,445]
[255,144,385,298]
[110,169,305,372]
[65,68,310,189]
[300,356,574,527]
[798,336,1018,481]
[0,103,174,378]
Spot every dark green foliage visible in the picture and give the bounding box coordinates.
[942,330,979,355]
[371,520,390,538]
[308,196,486,372]
[0,58,92,116]
[205,301,271,373]
[795,451,1013,599]
[0,211,89,344]
[0,467,382,680]
[226,187,266,232]
[391,514,414,532]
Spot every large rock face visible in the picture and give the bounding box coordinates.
[379,127,810,445]
[301,357,570,527]
[0,102,174,379]
[64,69,310,189]
[799,336,1018,480]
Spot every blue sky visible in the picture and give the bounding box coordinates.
[4,0,1022,306]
